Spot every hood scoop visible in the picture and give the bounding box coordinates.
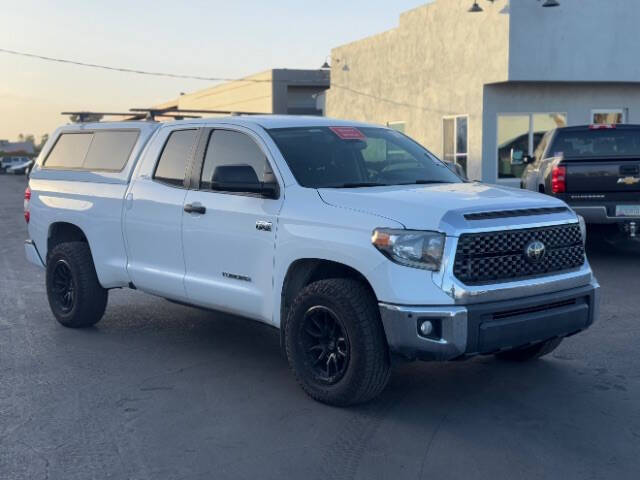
[463,207,569,221]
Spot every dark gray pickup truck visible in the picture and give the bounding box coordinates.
[518,124,640,238]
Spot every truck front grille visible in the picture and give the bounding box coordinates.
[453,224,585,285]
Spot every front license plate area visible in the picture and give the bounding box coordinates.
[616,205,640,217]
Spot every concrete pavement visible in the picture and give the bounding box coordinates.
[1,174,638,479]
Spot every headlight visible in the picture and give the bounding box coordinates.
[372,229,445,270]
[578,215,587,244]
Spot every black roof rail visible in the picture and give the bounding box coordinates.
[130,107,271,119]
[62,107,275,124]
[128,108,208,121]
[62,110,202,123]
[62,111,147,123]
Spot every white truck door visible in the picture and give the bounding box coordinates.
[124,128,199,300]
[181,128,283,323]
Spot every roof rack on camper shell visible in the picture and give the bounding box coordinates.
[62,107,272,123]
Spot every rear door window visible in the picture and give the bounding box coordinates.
[153,129,198,187]
[44,130,139,171]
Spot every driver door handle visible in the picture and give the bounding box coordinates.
[184,203,206,214]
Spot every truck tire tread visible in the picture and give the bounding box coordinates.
[285,278,391,406]
[46,241,108,328]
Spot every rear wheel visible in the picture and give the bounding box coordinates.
[285,278,391,406]
[46,242,108,328]
[495,338,562,362]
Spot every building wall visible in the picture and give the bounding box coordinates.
[271,69,330,114]
[174,70,274,113]
[326,0,510,181]
[509,0,640,82]
[483,82,640,185]
[156,69,329,116]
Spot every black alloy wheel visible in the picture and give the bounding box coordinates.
[301,306,350,384]
[285,278,391,406]
[51,259,75,313]
[45,241,108,327]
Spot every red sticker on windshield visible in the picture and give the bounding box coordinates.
[329,126,366,140]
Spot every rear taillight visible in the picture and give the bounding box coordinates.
[24,186,31,223]
[589,124,616,130]
[551,166,566,194]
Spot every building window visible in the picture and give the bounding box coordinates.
[591,109,625,125]
[387,121,405,133]
[497,113,567,179]
[443,115,468,175]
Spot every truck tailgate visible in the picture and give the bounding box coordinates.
[566,158,640,193]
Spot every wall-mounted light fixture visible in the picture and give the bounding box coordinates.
[469,0,559,13]
[320,56,350,72]
[320,56,331,69]
[468,0,494,13]
[468,1,483,12]
[320,56,349,71]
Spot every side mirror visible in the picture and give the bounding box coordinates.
[211,164,279,198]
[260,181,280,199]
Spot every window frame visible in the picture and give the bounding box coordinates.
[442,114,468,173]
[42,129,141,173]
[152,128,200,189]
[190,127,281,199]
[591,108,626,125]
[496,112,568,180]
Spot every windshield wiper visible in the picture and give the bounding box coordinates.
[330,182,389,188]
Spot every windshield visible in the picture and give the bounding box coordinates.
[268,126,462,188]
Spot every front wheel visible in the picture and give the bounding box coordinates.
[46,242,108,328]
[285,278,391,406]
[495,337,563,362]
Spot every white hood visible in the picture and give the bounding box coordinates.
[318,182,568,230]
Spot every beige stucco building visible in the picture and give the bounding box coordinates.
[157,69,329,116]
[326,0,640,185]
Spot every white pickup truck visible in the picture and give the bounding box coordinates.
[24,116,599,405]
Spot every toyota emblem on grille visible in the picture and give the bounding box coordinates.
[525,240,546,263]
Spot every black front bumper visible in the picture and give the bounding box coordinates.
[379,280,599,361]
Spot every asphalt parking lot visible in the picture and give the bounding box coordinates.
[1,173,639,480]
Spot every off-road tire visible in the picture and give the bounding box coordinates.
[285,278,391,406]
[495,337,563,362]
[46,242,108,328]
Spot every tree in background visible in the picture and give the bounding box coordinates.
[37,134,49,153]
[16,133,36,145]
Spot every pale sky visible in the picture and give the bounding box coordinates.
[0,0,430,142]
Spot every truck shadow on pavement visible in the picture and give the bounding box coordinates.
[61,290,635,479]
